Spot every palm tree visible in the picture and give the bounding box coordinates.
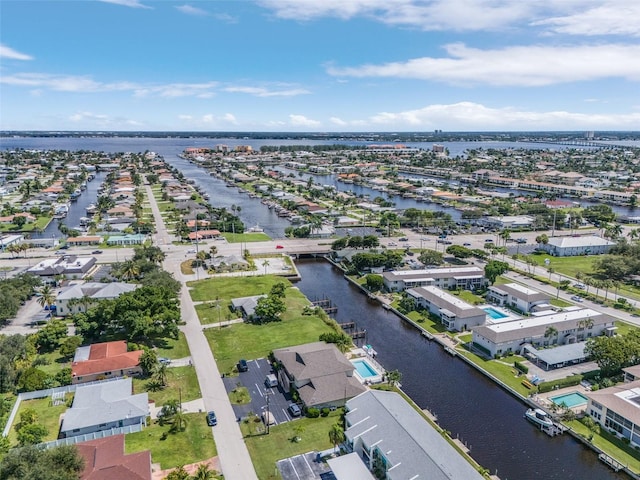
[154,363,168,387]
[191,463,215,480]
[121,260,140,281]
[386,369,402,387]
[499,229,511,246]
[328,423,345,453]
[262,259,270,275]
[544,326,558,345]
[171,408,187,433]
[37,285,56,318]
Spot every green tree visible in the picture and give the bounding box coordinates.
[36,285,56,318]
[365,274,384,291]
[165,465,190,480]
[328,423,345,453]
[59,336,83,358]
[192,463,215,480]
[418,249,443,266]
[17,367,49,392]
[0,444,84,480]
[445,245,473,259]
[386,369,402,387]
[253,296,286,324]
[16,422,48,446]
[484,260,509,284]
[139,349,158,376]
[35,319,68,353]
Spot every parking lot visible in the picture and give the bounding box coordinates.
[222,357,300,425]
[276,452,335,480]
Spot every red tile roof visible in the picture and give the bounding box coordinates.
[77,435,151,480]
[72,341,143,377]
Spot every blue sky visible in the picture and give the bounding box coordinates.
[1,0,639,132]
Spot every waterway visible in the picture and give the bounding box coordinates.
[294,259,626,480]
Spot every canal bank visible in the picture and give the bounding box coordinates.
[296,258,627,480]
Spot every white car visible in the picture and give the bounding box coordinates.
[187,249,196,254]
[388,242,398,246]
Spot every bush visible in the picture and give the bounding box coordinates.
[320,407,330,417]
[538,375,583,393]
[306,407,320,418]
[514,361,528,374]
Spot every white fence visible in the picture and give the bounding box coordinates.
[41,424,142,449]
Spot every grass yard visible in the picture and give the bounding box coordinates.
[455,349,532,397]
[550,297,573,308]
[452,289,484,305]
[181,260,195,275]
[222,232,271,243]
[202,287,334,373]
[125,412,217,470]
[34,350,71,376]
[229,386,251,405]
[615,321,640,336]
[133,366,201,406]
[188,276,288,303]
[402,310,447,334]
[567,420,640,474]
[155,332,191,359]
[7,395,72,445]
[526,252,596,278]
[242,413,340,480]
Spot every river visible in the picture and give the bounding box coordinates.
[294,259,625,480]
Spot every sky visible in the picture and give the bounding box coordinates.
[1,0,640,132]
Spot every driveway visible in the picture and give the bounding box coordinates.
[276,452,335,480]
[222,357,298,424]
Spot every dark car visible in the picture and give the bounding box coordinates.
[288,403,302,417]
[206,411,217,426]
[92,250,103,254]
[238,359,248,372]
[399,237,409,242]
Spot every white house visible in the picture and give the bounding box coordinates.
[586,379,640,447]
[406,286,487,332]
[486,283,551,313]
[56,282,138,316]
[540,236,615,257]
[382,266,485,292]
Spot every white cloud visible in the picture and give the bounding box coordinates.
[0,44,33,60]
[363,101,640,130]
[328,43,640,86]
[134,81,219,98]
[176,4,209,16]
[99,0,152,9]
[177,113,239,127]
[69,111,109,123]
[257,0,532,31]
[532,1,640,37]
[224,86,310,97]
[289,114,321,127]
[330,117,347,126]
[222,113,238,124]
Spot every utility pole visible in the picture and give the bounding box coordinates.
[265,391,271,435]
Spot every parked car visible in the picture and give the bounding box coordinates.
[91,250,103,254]
[158,357,171,365]
[206,411,217,426]
[574,283,586,289]
[571,296,584,302]
[187,249,196,254]
[288,403,301,417]
[485,239,494,243]
[388,241,398,246]
[399,237,409,242]
[238,359,248,372]
[463,242,472,247]
[516,238,527,244]
[275,245,284,249]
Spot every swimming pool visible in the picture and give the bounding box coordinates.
[352,359,378,379]
[550,391,588,408]
[483,307,508,319]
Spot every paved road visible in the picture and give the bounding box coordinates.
[143,183,260,480]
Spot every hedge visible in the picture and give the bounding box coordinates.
[514,361,528,374]
[538,375,583,393]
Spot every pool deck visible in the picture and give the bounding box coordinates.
[533,384,592,414]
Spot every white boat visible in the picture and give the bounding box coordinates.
[86,203,97,214]
[248,224,264,233]
[525,408,554,429]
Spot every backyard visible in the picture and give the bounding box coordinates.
[125,412,217,470]
[132,365,201,406]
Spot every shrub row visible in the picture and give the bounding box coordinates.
[514,361,528,374]
[538,375,582,393]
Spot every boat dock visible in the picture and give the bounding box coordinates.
[540,422,567,437]
[599,453,624,472]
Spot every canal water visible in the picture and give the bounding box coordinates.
[294,259,626,480]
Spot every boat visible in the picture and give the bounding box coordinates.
[248,224,264,233]
[524,408,554,429]
[86,204,97,214]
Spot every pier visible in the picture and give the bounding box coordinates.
[311,297,338,314]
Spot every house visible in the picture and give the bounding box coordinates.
[60,378,148,438]
[76,434,152,480]
[106,234,147,246]
[0,234,24,251]
[71,340,143,384]
[540,235,615,256]
[326,453,375,480]
[406,286,487,332]
[27,256,97,283]
[66,236,102,246]
[624,365,640,383]
[586,379,640,447]
[486,283,551,313]
[382,266,485,292]
[345,390,484,480]
[230,294,267,319]
[472,308,614,357]
[57,282,138,317]
[211,254,250,272]
[482,215,535,230]
[273,342,366,408]
[188,229,220,241]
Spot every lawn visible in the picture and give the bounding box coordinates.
[125,412,217,470]
[133,366,201,406]
[155,332,191,360]
[615,321,640,336]
[455,348,532,397]
[34,350,71,376]
[241,413,341,480]
[526,252,596,278]
[202,287,334,374]
[188,276,288,303]
[567,420,640,474]
[452,289,484,305]
[229,386,251,405]
[402,310,447,334]
[7,395,72,445]
[222,232,271,243]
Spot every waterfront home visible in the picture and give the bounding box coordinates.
[76,434,152,480]
[60,378,148,438]
[56,282,138,317]
[472,308,614,357]
[273,342,366,409]
[230,294,267,319]
[539,235,615,257]
[344,390,484,480]
[486,283,551,313]
[382,266,486,293]
[406,286,486,332]
[71,340,143,384]
[586,379,640,447]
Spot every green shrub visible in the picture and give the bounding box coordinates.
[514,361,528,374]
[320,407,330,417]
[538,375,583,393]
[306,407,320,418]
